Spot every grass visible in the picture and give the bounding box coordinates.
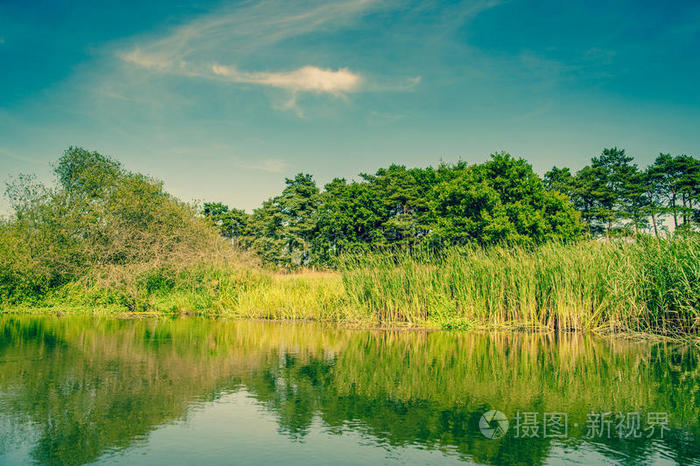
[2,236,699,337]
[341,236,699,335]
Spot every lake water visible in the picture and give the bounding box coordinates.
[0,315,697,465]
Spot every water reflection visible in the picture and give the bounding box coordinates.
[0,316,698,465]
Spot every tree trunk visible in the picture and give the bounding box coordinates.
[672,192,678,228]
[690,198,694,227]
[651,211,659,238]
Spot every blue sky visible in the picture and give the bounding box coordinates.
[1,0,699,213]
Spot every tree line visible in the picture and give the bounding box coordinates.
[203,148,699,267]
[544,148,699,237]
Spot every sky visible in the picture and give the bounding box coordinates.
[1,0,699,214]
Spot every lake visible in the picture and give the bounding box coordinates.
[0,315,697,465]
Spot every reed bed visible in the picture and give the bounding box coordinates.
[5,237,698,336]
[340,236,700,335]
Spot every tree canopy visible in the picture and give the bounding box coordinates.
[205,148,698,267]
[206,152,586,267]
[547,149,700,236]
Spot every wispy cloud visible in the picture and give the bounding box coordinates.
[118,48,174,71]
[367,110,405,125]
[113,0,416,113]
[211,65,363,94]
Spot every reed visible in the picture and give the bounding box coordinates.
[4,237,698,336]
[340,236,700,335]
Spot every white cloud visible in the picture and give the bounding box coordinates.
[111,0,420,112]
[211,65,362,94]
[118,48,173,71]
[116,0,384,74]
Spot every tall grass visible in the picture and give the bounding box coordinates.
[4,236,698,336]
[22,260,357,322]
[340,236,700,335]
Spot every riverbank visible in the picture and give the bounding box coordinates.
[4,309,697,345]
[2,149,698,339]
[3,237,698,339]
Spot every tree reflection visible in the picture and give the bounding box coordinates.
[0,316,697,465]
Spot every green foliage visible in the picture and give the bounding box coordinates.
[427,153,583,245]
[202,202,249,240]
[340,236,700,335]
[243,173,321,267]
[543,166,574,196]
[646,153,700,230]
[54,146,122,197]
[201,146,697,268]
[214,153,584,267]
[0,147,227,304]
[558,148,699,235]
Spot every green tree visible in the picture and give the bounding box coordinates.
[544,166,574,197]
[54,146,122,198]
[359,165,434,247]
[247,174,321,267]
[210,154,585,265]
[571,166,605,234]
[202,202,249,243]
[648,154,683,229]
[591,147,639,233]
[642,166,665,238]
[428,154,582,245]
[570,148,642,235]
[314,178,386,260]
[674,155,700,228]
[620,168,649,235]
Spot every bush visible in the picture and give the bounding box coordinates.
[0,147,238,305]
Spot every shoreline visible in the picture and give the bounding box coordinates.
[3,306,698,344]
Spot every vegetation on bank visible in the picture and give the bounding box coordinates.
[1,147,698,336]
[203,147,700,268]
[6,237,699,336]
[341,237,699,335]
[0,147,237,304]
